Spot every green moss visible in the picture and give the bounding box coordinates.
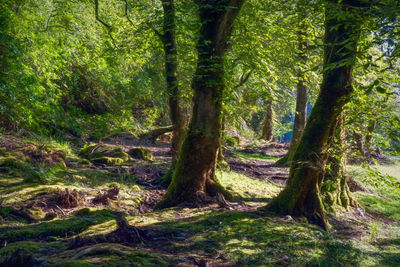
[0,209,115,242]
[159,169,173,187]
[52,243,170,266]
[0,240,63,257]
[78,144,129,165]
[224,135,239,147]
[0,148,9,157]
[217,159,230,171]
[128,147,153,161]
[91,157,124,165]
[0,156,29,171]
[78,144,97,159]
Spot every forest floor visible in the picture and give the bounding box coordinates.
[0,134,399,266]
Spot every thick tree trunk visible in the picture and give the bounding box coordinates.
[322,114,357,211]
[156,0,245,208]
[260,102,274,141]
[264,1,362,229]
[276,0,307,166]
[161,0,186,167]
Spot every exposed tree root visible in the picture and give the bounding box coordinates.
[92,186,119,205]
[69,215,146,249]
[2,206,39,223]
[0,248,45,267]
[71,243,131,260]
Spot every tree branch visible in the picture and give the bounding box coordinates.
[95,0,117,48]
[234,69,253,89]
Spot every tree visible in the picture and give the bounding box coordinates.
[156,0,245,208]
[276,0,309,165]
[259,101,274,141]
[263,0,364,229]
[160,0,186,167]
[321,114,357,211]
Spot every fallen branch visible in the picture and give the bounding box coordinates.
[139,125,174,143]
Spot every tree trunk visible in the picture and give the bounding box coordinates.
[365,119,376,158]
[161,0,186,167]
[276,0,307,165]
[260,102,274,141]
[263,1,362,229]
[156,0,245,208]
[322,114,357,211]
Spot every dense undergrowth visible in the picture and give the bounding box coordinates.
[0,135,399,266]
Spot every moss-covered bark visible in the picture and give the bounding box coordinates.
[161,0,186,167]
[322,114,357,211]
[156,0,245,208]
[264,0,362,229]
[260,102,274,141]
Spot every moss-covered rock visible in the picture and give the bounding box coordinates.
[128,147,152,161]
[224,135,240,147]
[92,157,124,166]
[78,144,129,165]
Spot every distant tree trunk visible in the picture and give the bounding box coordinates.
[365,119,376,157]
[276,0,307,165]
[260,102,274,141]
[161,0,186,167]
[322,114,357,211]
[263,0,362,229]
[156,0,245,208]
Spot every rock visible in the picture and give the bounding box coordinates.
[92,157,124,166]
[78,144,129,165]
[128,147,153,161]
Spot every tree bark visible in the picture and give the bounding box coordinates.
[260,102,274,141]
[276,0,307,165]
[322,114,357,211]
[156,0,245,208]
[263,0,362,229]
[161,0,186,167]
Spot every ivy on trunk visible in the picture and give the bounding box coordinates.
[156,0,245,208]
[263,0,363,229]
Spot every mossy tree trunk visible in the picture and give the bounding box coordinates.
[156,0,245,208]
[322,114,357,211]
[161,0,186,167]
[264,0,362,229]
[365,119,376,158]
[260,101,274,141]
[277,0,307,165]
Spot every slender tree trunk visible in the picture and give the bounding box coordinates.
[276,0,307,165]
[322,114,357,211]
[263,0,362,229]
[365,119,376,158]
[260,102,274,141]
[161,0,186,167]
[156,0,245,208]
